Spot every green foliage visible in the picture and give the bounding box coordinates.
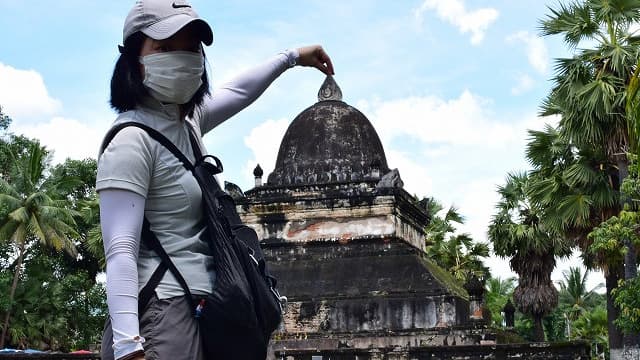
[588,210,640,272]
[626,61,640,173]
[539,268,607,357]
[621,154,640,203]
[613,276,640,333]
[0,245,106,350]
[0,131,104,349]
[573,306,609,358]
[424,197,490,282]
[48,159,103,277]
[543,306,567,342]
[514,316,535,342]
[0,106,11,131]
[557,267,604,321]
[525,125,617,256]
[484,276,516,328]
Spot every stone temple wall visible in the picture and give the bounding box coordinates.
[273,341,592,360]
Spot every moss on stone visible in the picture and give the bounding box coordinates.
[420,255,469,300]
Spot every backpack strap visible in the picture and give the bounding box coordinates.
[101,122,199,316]
[101,122,195,172]
[187,127,224,175]
[138,218,196,315]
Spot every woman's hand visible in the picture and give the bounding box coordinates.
[297,45,335,75]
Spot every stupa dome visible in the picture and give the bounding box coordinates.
[267,76,389,186]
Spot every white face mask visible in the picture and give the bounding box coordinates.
[140,51,204,105]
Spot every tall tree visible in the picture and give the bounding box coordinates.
[489,172,571,341]
[525,125,626,349]
[539,0,640,352]
[0,142,79,348]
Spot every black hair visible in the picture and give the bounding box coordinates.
[109,32,211,118]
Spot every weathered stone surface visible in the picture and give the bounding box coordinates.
[266,100,389,187]
[241,185,429,251]
[273,342,592,359]
[266,241,466,301]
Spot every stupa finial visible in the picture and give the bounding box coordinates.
[318,75,343,102]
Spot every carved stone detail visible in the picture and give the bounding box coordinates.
[318,75,343,102]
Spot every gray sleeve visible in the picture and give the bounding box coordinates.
[96,127,154,197]
[197,49,299,135]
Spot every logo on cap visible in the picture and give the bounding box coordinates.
[172,2,191,8]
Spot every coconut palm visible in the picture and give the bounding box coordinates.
[0,143,78,348]
[79,194,105,269]
[558,267,603,316]
[484,276,517,328]
[557,267,604,338]
[489,172,571,341]
[425,198,490,282]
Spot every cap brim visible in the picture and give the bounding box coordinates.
[142,14,213,46]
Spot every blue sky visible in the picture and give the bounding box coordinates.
[0,0,604,289]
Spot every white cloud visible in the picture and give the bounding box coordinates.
[0,62,62,119]
[414,0,499,45]
[242,118,290,185]
[511,74,534,95]
[358,90,525,148]
[386,148,433,198]
[14,116,107,164]
[507,31,549,75]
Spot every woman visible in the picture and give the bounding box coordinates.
[97,1,334,359]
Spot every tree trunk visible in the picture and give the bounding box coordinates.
[0,241,25,349]
[533,314,545,342]
[607,265,624,357]
[624,240,638,280]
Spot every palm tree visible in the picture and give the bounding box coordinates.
[557,267,604,337]
[539,1,640,351]
[79,194,105,269]
[424,198,490,282]
[527,123,625,349]
[489,172,571,341]
[484,276,517,328]
[525,123,628,350]
[0,143,78,348]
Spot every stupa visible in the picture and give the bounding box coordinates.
[236,77,489,357]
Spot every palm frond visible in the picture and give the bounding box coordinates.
[539,2,600,48]
[558,194,593,228]
[563,161,600,187]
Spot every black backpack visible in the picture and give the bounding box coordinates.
[101,122,286,359]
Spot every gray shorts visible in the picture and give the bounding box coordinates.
[101,295,204,360]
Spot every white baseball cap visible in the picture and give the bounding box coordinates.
[122,0,213,45]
